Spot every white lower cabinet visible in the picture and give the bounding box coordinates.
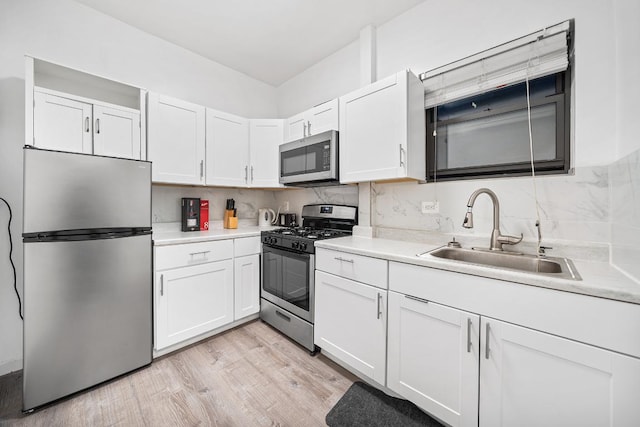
[314,270,387,385]
[155,259,233,350]
[387,291,480,427]
[387,261,640,427]
[234,254,260,320]
[154,237,262,353]
[480,317,640,427]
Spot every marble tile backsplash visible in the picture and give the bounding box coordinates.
[371,165,611,256]
[272,185,360,218]
[152,185,278,224]
[610,148,640,282]
[151,150,638,274]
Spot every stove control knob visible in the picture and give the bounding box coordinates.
[292,241,299,249]
[271,237,277,245]
[300,243,307,251]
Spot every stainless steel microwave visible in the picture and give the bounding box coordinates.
[279,130,339,187]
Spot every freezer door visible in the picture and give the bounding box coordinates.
[23,234,152,410]
[23,148,151,233]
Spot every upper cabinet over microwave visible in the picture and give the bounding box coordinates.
[284,98,339,143]
[339,70,425,184]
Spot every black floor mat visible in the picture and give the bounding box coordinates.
[326,381,444,427]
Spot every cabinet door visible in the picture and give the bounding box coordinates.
[387,292,480,427]
[307,98,339,136]
[93,105,141,160]
[314,270,387,385]
[339,73,404,183]
[155,260,234,350]
[249,119,283,188]
[148,92,205,185]
[33,91,92,154]
[234,254,260,320]
[480,317,640,427]
[284,112,306,143]
[205,109,249,187]
[339,71,424,183]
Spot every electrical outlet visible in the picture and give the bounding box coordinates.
[283,201,290,211]
[421,201,439,214]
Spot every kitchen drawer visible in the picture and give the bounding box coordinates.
[155,240,233,271]
[234,236,261,257]
[316,248,388,289]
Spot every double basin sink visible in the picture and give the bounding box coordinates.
[424,246,581,281]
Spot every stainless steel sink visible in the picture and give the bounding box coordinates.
[424,247,581,280]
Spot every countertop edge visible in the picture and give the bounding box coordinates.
[314,237,640,305]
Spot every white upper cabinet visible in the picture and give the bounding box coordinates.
[93,104,141,159]
[26,57,145,161]
[205,113,282,188]
[284,98,339,143]
[33,90,93,154]
[339,70,425,183]
[148,92,206,185]
[205,109,249,187]
[248,119,283,188]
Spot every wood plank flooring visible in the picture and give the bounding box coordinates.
[0,320,357,426]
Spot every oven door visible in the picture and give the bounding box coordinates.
[261,245,315,322]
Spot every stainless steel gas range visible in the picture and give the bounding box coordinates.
[260,204,357,354]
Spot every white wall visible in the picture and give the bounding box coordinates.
[276,41,360,118]
[0,0,279,375]
[613,0,640,160]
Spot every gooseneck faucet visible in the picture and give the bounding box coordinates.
[463,188,523,251]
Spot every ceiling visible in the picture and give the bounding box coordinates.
[73,0,426,87]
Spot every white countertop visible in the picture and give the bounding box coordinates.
[153,221,275,246]
[314,236,640,305]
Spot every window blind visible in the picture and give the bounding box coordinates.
[420,21,571,109]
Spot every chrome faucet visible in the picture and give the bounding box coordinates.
[463,188,523,251]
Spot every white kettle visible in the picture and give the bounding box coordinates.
[258,208,276,227]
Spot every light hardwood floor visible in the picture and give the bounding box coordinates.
[0,320,357,426]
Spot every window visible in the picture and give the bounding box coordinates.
[420,20,573,181]
[426,71,570,181]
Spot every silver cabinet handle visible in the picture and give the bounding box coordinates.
[95,118,100,134]
[303,121,307,137]
[307,120,311,136]
[160,274,164,296]
[334,257,354,263]
[251,165,254,183]
[405,295,428,304]
[85,117,90,132]
[399,144,405,167]
[485,322,491,359]
[200,160,204,178]
[377,293,382,319]
[467,318,472,353]
[190,250,210,257]
[244,165,248,182]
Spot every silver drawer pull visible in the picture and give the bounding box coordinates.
[334,257,354,263]
[377,293,382,319]
[405,295,428,304]
[160,274,164,296]
[190,250,211,257]
[467,318,472,353]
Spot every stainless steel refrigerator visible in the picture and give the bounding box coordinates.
[22,148,152,411]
